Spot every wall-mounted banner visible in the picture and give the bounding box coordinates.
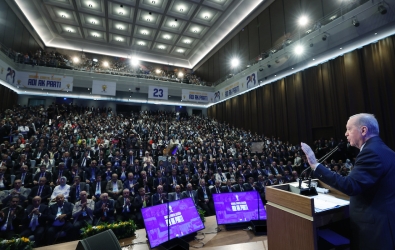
[92,80,116,96]
[0,58,18,86]
[16,71,73,91]
[182,89,215,103]
[148,86,168,100]
[215,71,257,102]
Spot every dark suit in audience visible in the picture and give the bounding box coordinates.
[46,200,74,245]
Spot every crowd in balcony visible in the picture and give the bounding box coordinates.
[0,46,210,86]
[0,104,353,246]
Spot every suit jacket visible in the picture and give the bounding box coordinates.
[72,199,95,221]
[181,190,198,204]
[28,185,52,202]
[93,199,115,221]
[168,192,183,202]
[151,192,168,205]
[233,184,246,192]
[115,196,134,214]
[16,172,34,188]
[48,201,73,224]
[314,136,395,250]
[33,171,52,185]
[210,186,223,194]
[222,185,234,193]
[91,180,107,197]
[105,180,123,194]
[52,169,71,184]
[22,204,49,229]
[2,188,28,206]
[133,194,151,213]
[69,182,90,203]
[0,205,24,231]
[197,186,212,204]
[123,179,138,195]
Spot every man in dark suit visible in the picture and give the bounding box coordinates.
[33,165,52,186]
[169,169,182,192]
[0,195,24,239]
[52,163,71,186]
[115,189,135,222]
[233,177,246,192]
[84,161,101,184]
[69,176,89,204]
[133,187,151,228]
[153,170,168,193]
[182,183,199,207]
[28,177,51,204]
[91,174,107,201]
[151,185,168,205]
[168,185,183,201]
[93,193,115,225]
[0,166,11,190]
[16,165,33,188]
[21,196,49,247]
[197,179,214,216]
[46,194,74,245]
[301,113,395,250]
[123,173,138,196]
[210,180,223,195]
[1,179,28,206]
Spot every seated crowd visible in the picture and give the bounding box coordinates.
[1,46,209,86]
[0,104,354,246]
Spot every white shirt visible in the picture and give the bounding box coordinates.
[51,184,70,200]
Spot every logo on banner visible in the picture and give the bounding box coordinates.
[214,91,220,101]
[6,67,16,84]
[246,73,256,89]
[102,84,107,92]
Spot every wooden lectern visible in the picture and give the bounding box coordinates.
[266,180,350,250]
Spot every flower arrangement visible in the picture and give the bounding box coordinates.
[198,208,205,223]
[0,237,33,250]
[80,220,137,239]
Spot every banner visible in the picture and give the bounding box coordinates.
[215,71,257,102]
[0,58,18,85]
[92,80,116,96]
[13,72,73,91]
[148,86,168,100]
[182,89,215,103]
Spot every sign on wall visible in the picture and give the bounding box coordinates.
[148,86,168,100]
[215,71,257,102]
[92,80,116,96]
[0,58,18,86]
[16,71,73,91]
[182,89,215,103]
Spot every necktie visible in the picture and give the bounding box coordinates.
[96,183,100,195]
[37,186,43,196]
[240,185,244,191]
[76,185,80,199]
[229,187,232,192]
[82,158,86,167]
[217,187,220,193]
[21,173,26,184]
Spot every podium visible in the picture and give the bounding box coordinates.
[266,180,350,250]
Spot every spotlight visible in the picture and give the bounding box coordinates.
[130,57,139,67]
[322,34,328,41]
[230,58,239,68]
[309,42,314,47]
[149,12,152,15]
[73,57,79,63]
[352,18,359,27]
[175,19,178,21]
[298,15,308,26]
[103,61,109,67]
[267,64,271,68]
[378,5,387,15]
[294,45,304,55]
[259,68,263,72]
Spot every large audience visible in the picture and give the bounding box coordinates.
[1,46,210,86]
[0,104,354,246]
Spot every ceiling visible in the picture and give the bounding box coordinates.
[12,0,266,68]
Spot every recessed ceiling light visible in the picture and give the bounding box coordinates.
[171,24,176,27]
[158,45,165,49]
[164,35,170,39]
[204,15,209,19]
[142,31,147,35]
[88,4,93,7]
[177,49,184,53]
[119,11,124,15]
[147,18,151,21]
[67,29,72,32]
[152,0,156,4]
[61,14,66,18]
[184,39,191,44]
[292,68,294,69]
[93,34,98,37]
[118,26,123,30]
[375,32,378,35]
[180,8,184,12]
[312,58,315,60]
[91,21,96,24]
[340,47,342,50]
[193,29,198,33]
[138,42,145,46]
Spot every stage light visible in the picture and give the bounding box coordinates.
[309,42,314,47]
[322,34,328,41]
[294,45,304,55]
[298,15,308,26]
[130,57,139,67]
[178,72,184,78]
[73,57,79,63]
[156,69,161,74]
[230,58,239,68]
[103,61,109,67]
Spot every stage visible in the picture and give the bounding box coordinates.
[35,216,268,250]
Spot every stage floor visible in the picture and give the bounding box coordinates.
[35,216,268,250]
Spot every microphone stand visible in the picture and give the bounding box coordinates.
[299,143,342,196]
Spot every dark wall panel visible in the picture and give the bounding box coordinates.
[239,26,249,66]
[269,0,286,47]
[283,0,300,34]
[258,8,272,54]
[301,0,324,24]
[208,35,395,150]
[248,18,260,62]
